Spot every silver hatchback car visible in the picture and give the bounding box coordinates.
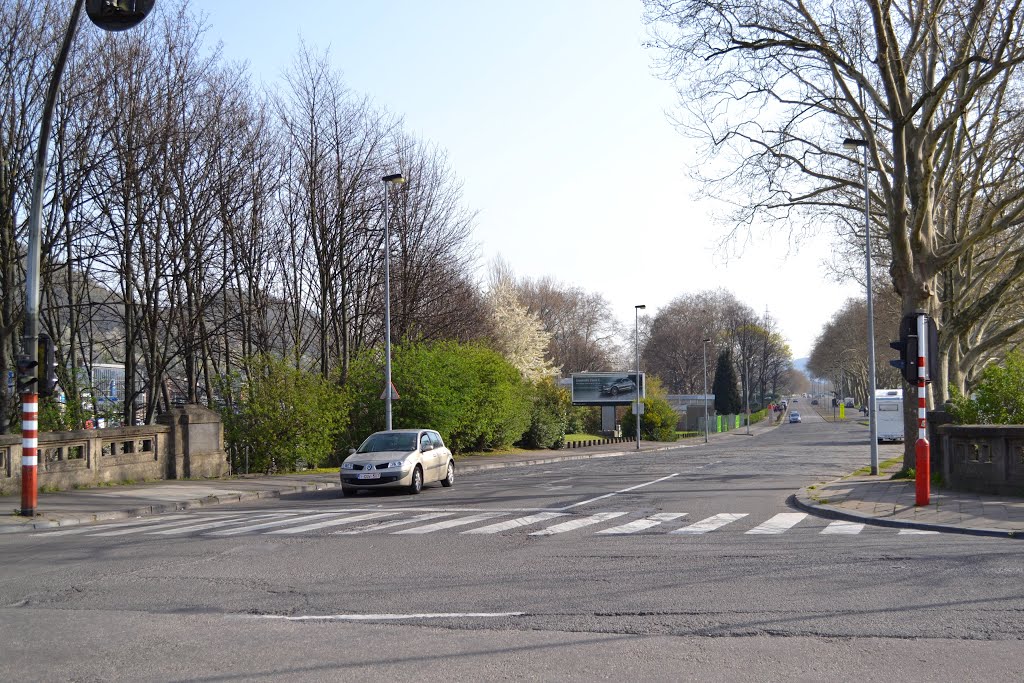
[340,429,455,496]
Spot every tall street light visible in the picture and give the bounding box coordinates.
[744,356,751,435]
[634,305,645,451]
[843,137,879,474]
[702,337,712,443]
[381,172,406,431]
[18,0,155,518]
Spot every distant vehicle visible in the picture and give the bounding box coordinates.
[844,397,855,408]
[811,399,819,405]
[789,411,801,423]
[792,398,798,403]
[874,389,904,443]
[340,429,455,496]
[600,377,636,396]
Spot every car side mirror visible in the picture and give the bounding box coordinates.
[348,448,356,455]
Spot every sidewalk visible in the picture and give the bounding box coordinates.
[794,462,1024,538]
[0,439,687,533]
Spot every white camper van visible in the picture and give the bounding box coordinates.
[874,389,904,443]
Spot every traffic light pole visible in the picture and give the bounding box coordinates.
[18,2,84,517]
[915,312,930,506]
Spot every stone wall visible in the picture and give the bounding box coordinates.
[936,423,1024,496]
[0,405,227,494]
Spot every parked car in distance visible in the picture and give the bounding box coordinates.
[811,399,819,405]
[600,377,636,396]
[340,429,455,496]
[789,412,801,423]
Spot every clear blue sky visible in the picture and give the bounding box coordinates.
[198,1,852,358]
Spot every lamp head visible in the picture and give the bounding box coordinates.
[635,304,646,310]
[843,138,866,150]
[382,173,405,184]
[86,0,155,32]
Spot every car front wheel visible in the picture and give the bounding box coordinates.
[441,461,455,487]
[408,466,423,495]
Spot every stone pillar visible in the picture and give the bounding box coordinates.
[157,405,228,479]
[927,407,954,482]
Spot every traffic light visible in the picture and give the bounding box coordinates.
[14,334,59,397]
[889,314,939,385]
[37,332,58,398]
[86,0,155,32]
[15,355,38,393]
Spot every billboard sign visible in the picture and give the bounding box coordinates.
[571,372,645,406]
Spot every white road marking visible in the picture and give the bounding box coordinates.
[248,612,525,621]
[898,529,940,535]
[393,512,505,534]
[204,513,323,536]
[558,473,680,510]
[462,512,567,534]
[745,513,808,535]
[91,515,230,537]
[334,512,454,534]
[146,514,289,535]
[821,520,865,535]
[597,512,688,535]
[33,515,180,536]
[530,511,628,536]
[265,512,397,534]
[671,513,748,535]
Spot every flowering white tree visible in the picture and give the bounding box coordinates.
[486,280,558,383]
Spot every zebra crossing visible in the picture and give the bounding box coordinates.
[32,508,942,540]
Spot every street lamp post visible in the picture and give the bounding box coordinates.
[18,0,155,518]
[634,305,645,451]
[744,356,751,435]
[381,172,406,431]
[702,337,711,443]
[847,135,880,475]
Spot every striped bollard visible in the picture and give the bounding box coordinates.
[915,313,930,506]
[21,391,39,516]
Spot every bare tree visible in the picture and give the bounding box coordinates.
[646,0,1024,463]
[515,276,619,373]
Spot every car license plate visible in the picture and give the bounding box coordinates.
[357,472,381,480]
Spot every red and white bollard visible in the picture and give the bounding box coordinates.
[21,391,38,516]
[915,313,930,506]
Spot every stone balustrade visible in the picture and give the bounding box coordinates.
[0,405,227,494]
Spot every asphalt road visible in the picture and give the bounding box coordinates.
[3,403,1023,681]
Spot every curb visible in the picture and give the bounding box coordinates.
[0,445,690,534]
[791,488,1024,539]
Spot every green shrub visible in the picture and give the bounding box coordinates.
[949,351,1024,425]
[519,377,569,449]
[621,395,679,442]
[567,405,601,435]
[748,408,768,425]
[220,355,350,473]
[344,341,531,453]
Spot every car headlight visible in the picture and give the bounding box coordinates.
[341,462,356,470]
[388,460,406,469]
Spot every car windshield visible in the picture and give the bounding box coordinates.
[357,432,418,453]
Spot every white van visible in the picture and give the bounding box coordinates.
[874,389,904,443]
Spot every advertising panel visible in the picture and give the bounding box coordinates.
[571,372,645,406]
